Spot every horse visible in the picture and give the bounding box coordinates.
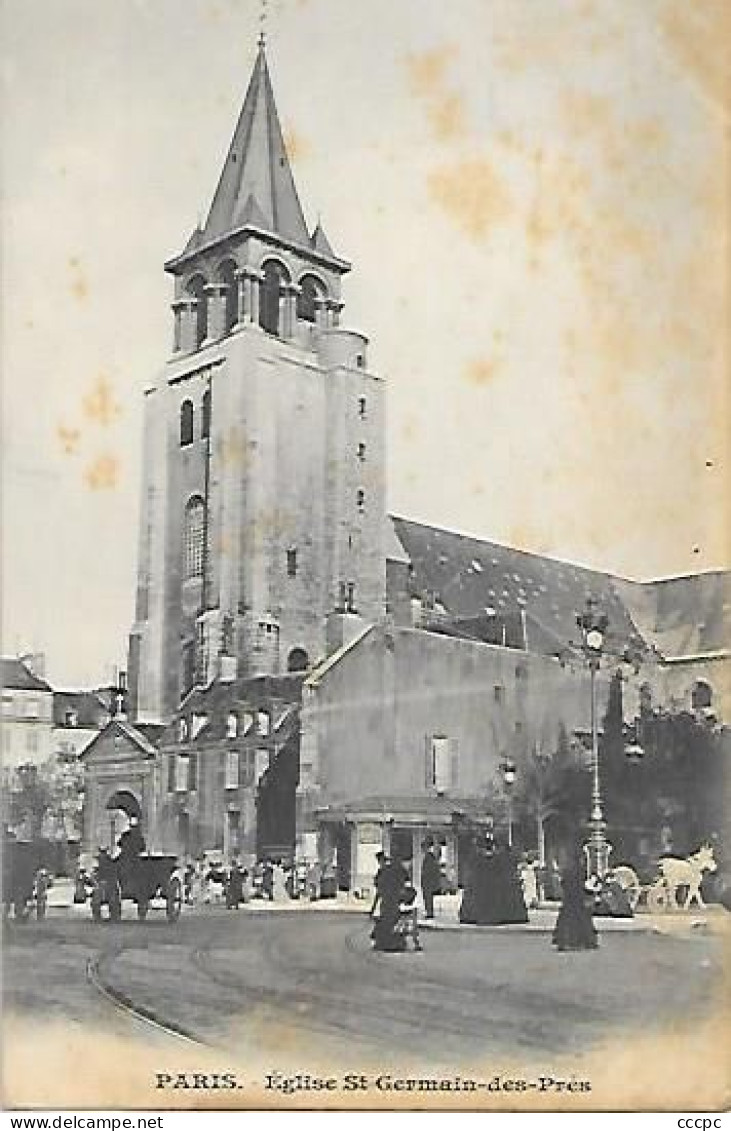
[612,845,717,912]
[656,844,717,910]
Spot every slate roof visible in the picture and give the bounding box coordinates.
[388,517,728,663]
[160,674,304,746]
[200,43,310,248]
[53,690,109,729]
[389,517,644,660]
[0,658,52,693]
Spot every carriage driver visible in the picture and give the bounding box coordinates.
[117,816,146,863]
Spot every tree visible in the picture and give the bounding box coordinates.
[513,723,590,862]
[8,764,52,840]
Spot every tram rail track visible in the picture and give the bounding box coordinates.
[85,944,206,1046]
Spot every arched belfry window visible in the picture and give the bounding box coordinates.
[297,274,325,323]
[259,260,289,337]
[201,388,211,441]
[180,400,194,446]
[184,495,205,580]
[186,274,208,348]
[218,259,238,334]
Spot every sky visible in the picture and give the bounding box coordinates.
[1,0,728,688]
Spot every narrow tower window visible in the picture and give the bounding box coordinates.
[218,259,238,334]
[201,388,211,440]
[357,442,366,462]
[184,496,205,580]
[260,261,289,337]
[356,489,365,512]
[286,548,298,577]
[297,275,324,323]
[358,396,367,418]
[180,400,194,447]
[185,274,208,348]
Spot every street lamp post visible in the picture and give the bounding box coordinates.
[576,598,611,881]
[499,758,517,849]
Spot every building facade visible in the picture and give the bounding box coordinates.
[1,657,54,770]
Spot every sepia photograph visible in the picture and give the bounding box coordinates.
[1,0,729,1113]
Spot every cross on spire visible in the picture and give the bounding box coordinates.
[258,0,267,48]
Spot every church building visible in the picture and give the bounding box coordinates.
[81,39,729,880]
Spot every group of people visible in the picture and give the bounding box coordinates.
[459,836,529,926]
[181,856,332,908]
[369,851,422,952]
[367,832,607,956]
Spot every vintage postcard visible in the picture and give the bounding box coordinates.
[2,0,729,1113]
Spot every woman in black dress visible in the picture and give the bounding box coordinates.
[552,855,598,952]
[371,856,409,951]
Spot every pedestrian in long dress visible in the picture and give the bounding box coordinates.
[272,861,288,902]
[420,840,441,920]
[492,846,529,924]
[371,857,409,952]
[552,859,598,952]
[519,855,539,909]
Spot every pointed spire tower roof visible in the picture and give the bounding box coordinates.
[167,41,349,275]
[203,41,309,246]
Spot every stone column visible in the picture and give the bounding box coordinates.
[282,284,300,339]
[204,283,227,343]
[174,298,198,354]
[327,299,344,328]
[314,296,328,330]
[235,270,248,326]
[250,270,262,326]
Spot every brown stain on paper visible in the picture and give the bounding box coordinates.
[465,357,501,389]
[68,256,88,302]
[282,124,311,164]
[83,375,121,427]
[428,159,512,242]
[83,454,119,491]
[405,45,467,143]
[57,425,81,456]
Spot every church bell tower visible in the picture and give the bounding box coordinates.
[128,41,386,723]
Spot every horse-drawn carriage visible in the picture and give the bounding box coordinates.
[2,837,51,922]
[88,850,183,922]
[610,844,718,914]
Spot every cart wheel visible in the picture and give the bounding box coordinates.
[137,899,149,920]
[91,886,103,922]
[166,876,182,922]
[647,881,669,914]
[108,881,122,923]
